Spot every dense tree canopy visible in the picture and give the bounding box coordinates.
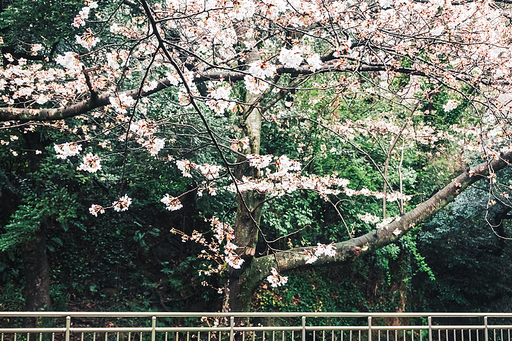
[1,0,512,313]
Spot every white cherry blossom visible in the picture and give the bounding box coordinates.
[113,195,132,212]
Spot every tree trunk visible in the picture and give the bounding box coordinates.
[222,101,266,312]
[221,29,267,312]
[389,248,410,326]
[24,220,51,312]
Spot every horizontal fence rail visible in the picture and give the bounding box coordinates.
[2,313,512,341]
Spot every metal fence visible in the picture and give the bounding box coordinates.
[2,312,512,341]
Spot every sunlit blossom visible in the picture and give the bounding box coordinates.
[443,99,460,112]
[113,194,132,212]
[55,52,81,72]
[225,254,244,269]
[109,94,135,114]
[306,54,323,71]
[75,28,100,50]
[278,46,303,68]
[161,194,183,211]
[54,142,82,159]
[77,153,101,173]
[176,159,196,177]
[267,267,288,287]
[89,204,105,217]
[198,164,222,180]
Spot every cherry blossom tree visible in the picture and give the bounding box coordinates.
[2,0,512,312]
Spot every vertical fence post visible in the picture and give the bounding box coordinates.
[66,316,71,341]
[230,316,235,341]
[428,316,432,341]
[302,316,306,341]
[152,316,157,341]
[484,317,488,341]
[368,317,372,341]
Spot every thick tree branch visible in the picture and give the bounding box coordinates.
[236,150,512,306]
[0,78,174,122]
[0,61,427,122]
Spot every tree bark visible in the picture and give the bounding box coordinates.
[24,220,51,312]
[221,35,266,312]
[0,64,427,122]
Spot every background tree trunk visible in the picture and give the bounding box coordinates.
[24,220,51,312]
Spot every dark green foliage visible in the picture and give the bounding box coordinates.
[0,0,83,57]
[0,121,217,311]
[413,171,512,311]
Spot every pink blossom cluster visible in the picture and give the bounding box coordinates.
[229,136,250,152]
[72,6,90,28]
[0,52,93,107]
[357,213,380,224]
[112,194,132,212]
[443,100,460,113]
[142,138,166,156]
[303,243,336,264]
[75,29,100,50]
[55,52,82,72]
[376,216,401,230]
[129,119,165,157]
[229,0,256,19]
[176,159,223,181]
[275,155,301,176]
[266,267,288,287]
[109,94,136,114]
[77,153,101,173]
[246,154,273,169]
[130,120,154,137]
[244,75,270,95]
[328,117,456,147]
[89,204,105,217]
[229,170,412,203]
[197,181,217,197]
[209,217,245,269]
[206,83,236,114]
[248,61,276,79]
[72,1,97,27]
[54,142,82,159]
[211,216,234,244]
[224,242,244,269]
[88,194,132,216]
[176,159,195,178]
[278,46,303,68]
[161,194,183,211]
[198,164,222,180]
